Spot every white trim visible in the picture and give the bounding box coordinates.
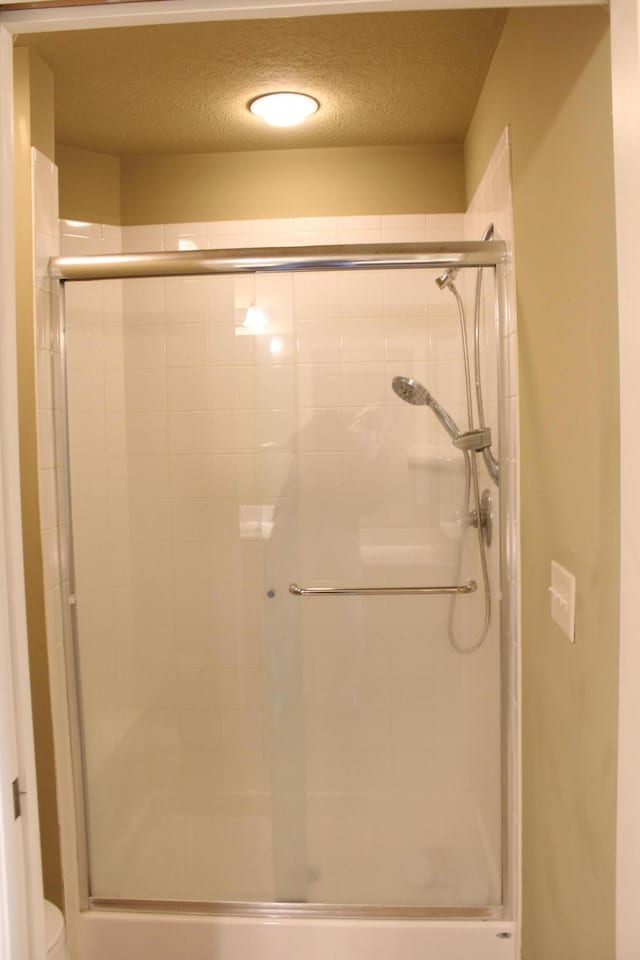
[0,23,45,960]
[77,912,515,960]
[0,495,25,960]
[0,0,601,35]
[611,0,640,956]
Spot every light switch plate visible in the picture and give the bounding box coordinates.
[549,561,576,642]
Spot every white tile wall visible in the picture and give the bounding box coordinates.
[48,203,514,909]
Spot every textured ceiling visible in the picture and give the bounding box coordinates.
[18,10,507,156]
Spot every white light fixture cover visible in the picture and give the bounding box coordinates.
[249,92,319,127]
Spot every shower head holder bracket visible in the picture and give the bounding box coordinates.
[453,427,492,453]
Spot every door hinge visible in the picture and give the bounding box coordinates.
[12,778,21,820]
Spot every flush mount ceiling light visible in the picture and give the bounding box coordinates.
[248,92,320,128]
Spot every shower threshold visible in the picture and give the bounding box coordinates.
[78,909,516,960]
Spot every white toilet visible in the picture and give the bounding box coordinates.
[44,900,69,960]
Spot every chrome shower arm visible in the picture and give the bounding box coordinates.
[427,395,461,442]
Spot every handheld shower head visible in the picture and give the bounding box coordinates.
[391,375,429,406]
[392,376,460,443]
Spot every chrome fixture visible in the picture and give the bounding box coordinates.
[390,374,430,406]
[391,374,493,606]
[50,240,507,282]
[391,376,460,442]
[435,266,460,290]
[429,233,499,652]
[469,489,493,548]
[289,580,477,597]
[453,427,492,453]
[390,226,501,653]
[472,223,500,486]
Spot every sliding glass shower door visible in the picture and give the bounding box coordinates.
[63,262,502,913]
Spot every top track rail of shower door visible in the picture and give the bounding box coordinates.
[50,240,507,282]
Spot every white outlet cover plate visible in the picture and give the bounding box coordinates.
[550,561,576,642]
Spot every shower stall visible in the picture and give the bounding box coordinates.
[50,230,517,958]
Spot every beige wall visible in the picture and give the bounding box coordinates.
[13,48,64,911]
[120,143,464,223]
[57,144,121,225]
[56,142,465,225]
[25,48,55,161]
[465,8,619,959]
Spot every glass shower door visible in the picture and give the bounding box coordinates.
[63,261,502,912]
[267,266,502,907]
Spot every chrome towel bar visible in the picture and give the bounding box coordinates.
[288,580,477,597]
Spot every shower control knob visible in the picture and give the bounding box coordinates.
[469,489,493,548]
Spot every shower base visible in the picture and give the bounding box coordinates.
[77,911,516,960]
